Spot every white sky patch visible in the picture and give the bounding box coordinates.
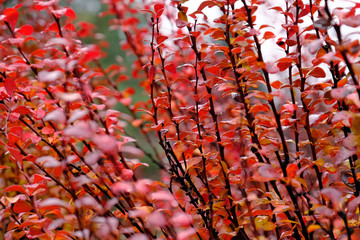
[180,0,360,61]
[174,0,360,108]
[177,0,286,65]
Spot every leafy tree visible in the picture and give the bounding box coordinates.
[1,0,360,239]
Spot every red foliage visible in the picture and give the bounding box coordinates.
[1,0,360,239]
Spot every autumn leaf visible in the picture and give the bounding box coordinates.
[4,78,16,94]
[16,25,33,35]
[4,8,19,31]
[307,66,326,78]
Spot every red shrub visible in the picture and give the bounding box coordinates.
[1,0,360,239]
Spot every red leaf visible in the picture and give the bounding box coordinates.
[82,50,101,62]
[41,127,54,135]
[22,132,41,144]
[44,22,59,33]
[286,39,297,46]
[16,25,33,35]
[9,112,20,122]
[34,5,47,11]
[270,6,283,12]
[13,106,31,114]
[271,80,282,89]
[249,104,270,114]
[5,185,27,194]
[30,49,47,58]
[156,35,168,44]
[14,4,23,10]
[13,200,32,213]
[65,8,76,19]
[7,145,23,164]
[190,31,201,38]
[204,28,217,35]
[33,174,51,184]
[8,133,19,145]
[8,127,23,145]
[263,31,276,40]
[23,154,37,163]
[26,227,43,238]
[286,163,298,178]
[4,8,19,31]
[221,130,236,138]
[165,63,177,74]
[9,126,23,137]
[78,22,95,37]
[307,66,326,78]
[277,58,293,71]
[154,3,164,18]
[64,23,75,31]
[206,66,219,75]
[148,66,156,82]
[4,78,16,94]
[33,109,46,120]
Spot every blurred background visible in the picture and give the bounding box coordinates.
[68,0,161,178]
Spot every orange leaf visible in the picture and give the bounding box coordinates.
[271,80,282,89]
[286,163,298,178]
[249,104,270,114]
[348,177,355,184]
[308,67,326,78]
[277,58,293,71]
[263,31,276,40]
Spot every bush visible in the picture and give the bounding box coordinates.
[1,0,360,239]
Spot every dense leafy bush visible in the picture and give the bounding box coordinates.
[1,0,360,239]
